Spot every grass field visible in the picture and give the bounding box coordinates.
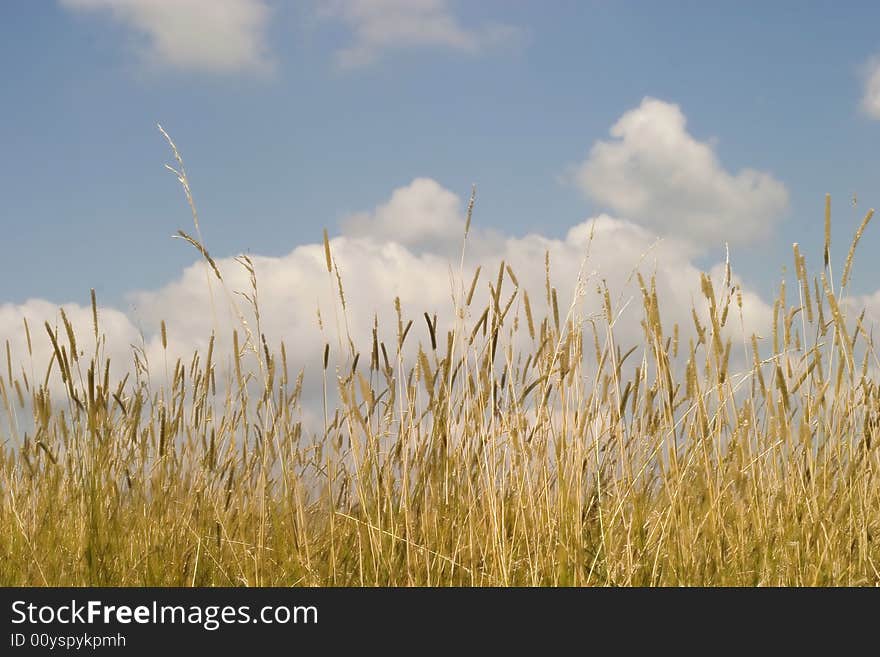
[2,138,879,586]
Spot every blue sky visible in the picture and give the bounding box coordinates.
[2,1,880,377]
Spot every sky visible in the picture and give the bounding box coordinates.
[2,1,880,404]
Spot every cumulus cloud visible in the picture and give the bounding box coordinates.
[317,0,524,68]
[861,56,880,119]
[1,177,775,427]
[0,297,141,405]
[59,0,274,74]
[571,97,789,248]
[341,177,466,253]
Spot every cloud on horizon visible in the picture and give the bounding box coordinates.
[1,177,771,418]
[1,99,797,422]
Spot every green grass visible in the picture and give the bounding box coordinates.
[2,139,880,586]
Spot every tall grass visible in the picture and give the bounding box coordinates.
[2,141,880,585]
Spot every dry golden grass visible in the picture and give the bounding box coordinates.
[2,138,880,586]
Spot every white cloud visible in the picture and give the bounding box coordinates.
[59,0,274,74]
[317,0,523,68]
[1,178,773,424]
[0,298,141,406]
[341,177,466,252]
[861,56,880,119]
[571,97,789,248]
